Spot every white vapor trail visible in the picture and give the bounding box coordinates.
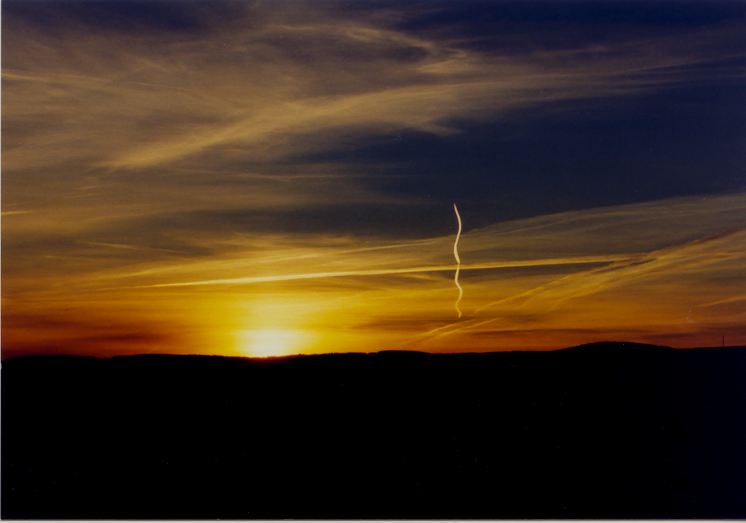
[453,202,463,319]
[132,256,630,288]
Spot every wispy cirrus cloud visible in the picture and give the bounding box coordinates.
[6,2,743,175]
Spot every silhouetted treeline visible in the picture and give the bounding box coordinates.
[3,343,746,518]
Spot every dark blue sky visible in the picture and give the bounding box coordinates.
[4,1,746,237]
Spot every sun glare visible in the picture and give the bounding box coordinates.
[239,329,309,358]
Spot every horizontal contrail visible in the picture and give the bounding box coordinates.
[136,254,631,289]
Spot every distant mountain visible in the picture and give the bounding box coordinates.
[560,340,674,352]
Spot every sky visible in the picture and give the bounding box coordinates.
[3,0,746,358]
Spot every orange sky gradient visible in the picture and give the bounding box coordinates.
[5,193,746,358]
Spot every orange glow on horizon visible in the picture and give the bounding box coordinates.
[4,195,746,358]
[238,329,311,358]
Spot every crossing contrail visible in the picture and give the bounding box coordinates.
[131,255,626,289]
[453,202,463,319]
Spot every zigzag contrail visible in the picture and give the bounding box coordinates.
[452,202,463,319]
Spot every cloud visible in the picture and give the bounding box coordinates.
[6,2,743,176]
[5,1,744,237]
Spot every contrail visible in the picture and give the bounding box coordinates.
[133,255,629,289]
[453,202,463,319]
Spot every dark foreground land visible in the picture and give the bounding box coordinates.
[3,342,746,519]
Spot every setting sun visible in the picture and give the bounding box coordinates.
[239,329,310,358]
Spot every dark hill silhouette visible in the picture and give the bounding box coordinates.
[561,340,674,352]
[3,342,746,519]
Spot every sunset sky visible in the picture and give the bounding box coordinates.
[3,0,746,358]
